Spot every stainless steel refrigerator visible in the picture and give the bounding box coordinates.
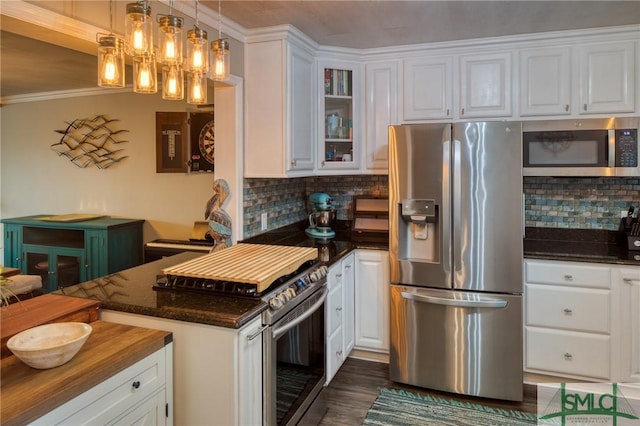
[389,122,524,402]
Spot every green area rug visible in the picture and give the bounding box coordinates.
[363,388,537,425]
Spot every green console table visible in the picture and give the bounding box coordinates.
[2,215,144,293]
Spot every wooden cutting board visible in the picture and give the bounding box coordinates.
[161,244,318,291]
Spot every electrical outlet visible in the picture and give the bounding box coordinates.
[261,213,268,231]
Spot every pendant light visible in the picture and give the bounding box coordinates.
[211,0,230,81]
[97,0,124,88]
[187,0,208,105]
[133,53,158,93]
[187,0,209,74]
[158,0,184,100]
[125,1,153,57]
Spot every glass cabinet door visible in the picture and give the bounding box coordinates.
[25,248,84,292]
[321,66,357,169]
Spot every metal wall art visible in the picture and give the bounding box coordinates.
[156,111,188,173]
[51,115,129,168]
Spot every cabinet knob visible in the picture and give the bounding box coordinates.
[291,160,297,167]
[321,160,325,167]
[446,108,450,116]
[132,380,141,389]
[583,103,587,111]
[565,104,569,112]
[563,274,573,281]
[337,350,343,358]
[345,265,351,270]
[563,308,573,315]
[563,353,573,360]
[336,306,343,312]
[461,108,465,116]
[336,273,342,278]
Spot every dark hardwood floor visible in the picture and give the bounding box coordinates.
[299,357,537,425]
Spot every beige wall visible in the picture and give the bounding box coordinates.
[0,86,242,252]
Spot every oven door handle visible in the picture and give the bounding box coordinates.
[272,287,328,340]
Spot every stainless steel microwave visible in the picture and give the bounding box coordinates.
[523,118,639,177]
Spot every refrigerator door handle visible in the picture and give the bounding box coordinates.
[401,291,508,308]
[442,135,452,276]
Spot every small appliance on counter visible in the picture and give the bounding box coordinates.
[619,206,640,250]
[306,192,336,239]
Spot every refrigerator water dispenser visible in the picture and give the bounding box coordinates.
[399,199,438,261]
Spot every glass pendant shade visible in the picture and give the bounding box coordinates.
[187,28,209,74]
[162,64,184,100]
[187,72,207,104]
[97,35,125,88]
[125,2,153,56]
[133,54,158,93]
[211,39,230,81]
[158,15,183,65]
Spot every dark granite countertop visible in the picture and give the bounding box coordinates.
[524,227,640,266]
[56,223,388,329]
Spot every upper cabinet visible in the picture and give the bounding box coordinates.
[365,61,398,172]
[403,56,453,120]
[578,41,636,114]
[245,31,316,177]
[459,51,513,118]
[520,47,572,116]
[317,59,361,172]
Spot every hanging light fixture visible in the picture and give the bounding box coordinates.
[133,53,158,93]
[125,1,153,57]
[97,0,125,88]
[211,0,230,81]
[187,0,209,74]
[158,0,184,100]
[163,64,184,100]
[187,0,208,105]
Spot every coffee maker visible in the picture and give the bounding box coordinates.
[306,192,336,239]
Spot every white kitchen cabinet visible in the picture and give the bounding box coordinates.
[245,30,316,177]
[402,56,453,121]
[325,252,355,384]
[519,47,572,116]
[317,59,361,172]
[612,266,640,383]
[524,259,613,381]
[354,249,389,353]
[31,344,172,426]
[101,311,262,426]
[578,41,636,114]
[459,51,513,118]
[364,61,398,172]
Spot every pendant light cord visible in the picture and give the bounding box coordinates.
[195,0,199,27]
[218,0,222,39]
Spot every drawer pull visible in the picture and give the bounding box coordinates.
[564,353,573,360]
[336,307,343,312]
[563,308,573,315]
[563,274,573,281]
[623,278,640,285]
[132,381,141,389]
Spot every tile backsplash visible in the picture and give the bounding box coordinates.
[243,175,639,238]
[524,177,639,230]
[243,175,388,238]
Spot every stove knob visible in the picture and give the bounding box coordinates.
[269,296,284,310]
[285,287,296,299]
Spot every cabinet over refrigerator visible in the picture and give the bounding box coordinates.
[388,122,524,401]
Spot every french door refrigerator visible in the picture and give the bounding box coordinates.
[388,122,524,401]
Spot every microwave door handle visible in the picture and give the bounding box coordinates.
[608,129,616,168]
[401,291,508,308]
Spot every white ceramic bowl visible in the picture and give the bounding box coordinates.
[7,322,92,369]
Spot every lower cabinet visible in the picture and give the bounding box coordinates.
[31,344,172,426]
[354,249,390,353]
[325,252,355,384]
[524,259,640,382]
[101,311,262,426]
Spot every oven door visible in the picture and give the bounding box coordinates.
[264,286,327,426]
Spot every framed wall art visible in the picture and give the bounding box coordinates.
[156,112,188,173]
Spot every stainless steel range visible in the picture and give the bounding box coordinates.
[154,244,327,426]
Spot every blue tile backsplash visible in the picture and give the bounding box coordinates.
[243,176,639,238]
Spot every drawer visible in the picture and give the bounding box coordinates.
[32,346,167,425]
[526,284,610,333]
[525,327,610,380]
[525,260,610,289]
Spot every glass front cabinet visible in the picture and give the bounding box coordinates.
[318,61,360,171]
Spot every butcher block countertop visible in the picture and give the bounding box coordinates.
[1,320,172,426]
